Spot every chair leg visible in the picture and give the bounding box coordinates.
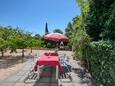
[56,65,58,80]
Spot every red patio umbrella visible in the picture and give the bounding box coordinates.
[44,33,68,42]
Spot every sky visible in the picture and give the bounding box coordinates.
[0,0,81,36]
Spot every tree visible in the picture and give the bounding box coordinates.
[8,28,29,57]
[100,1,115,40]
[73,0,115,85]
[0,25,45,57]
[34,34,41,38]
[17,32,30,57]
[0,38,8,57]
[0,26,10,56]
[45,22,49,35]
[7,27,18,53]
[53,29,63,34]
[76,0,103,41]
[65,22,73,37]
[85,0,115,41]
[28,36,44,53]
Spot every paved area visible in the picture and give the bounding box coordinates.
[0,58,35,86]
[0,51,95,86]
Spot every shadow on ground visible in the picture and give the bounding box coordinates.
[0,55,29,69]
[33,66,58,86]
[72,67,96,86]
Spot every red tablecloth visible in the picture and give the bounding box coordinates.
[34,53,62,71]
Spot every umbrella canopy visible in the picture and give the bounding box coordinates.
[44,33,68,42]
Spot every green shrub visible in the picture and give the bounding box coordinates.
[72,30,91,61]
[86,41,115,86]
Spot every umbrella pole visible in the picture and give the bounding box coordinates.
[56,42,58,49]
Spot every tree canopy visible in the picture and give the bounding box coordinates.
[45,22,49,35]
[53,28,63,34]
[0,26,44,57]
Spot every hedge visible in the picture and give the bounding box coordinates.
[84,41,115,86]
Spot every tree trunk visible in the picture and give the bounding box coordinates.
[31,48,32,53]
[22,49,25,57]
[1,49,4,57]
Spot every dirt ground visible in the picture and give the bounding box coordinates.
[0,49,73,81]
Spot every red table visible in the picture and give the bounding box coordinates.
[34,52,62,79]
[34,52,62,71]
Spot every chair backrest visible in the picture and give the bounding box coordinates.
[44,52,58,56]
[44,53,50,56]
[50,52,58,56]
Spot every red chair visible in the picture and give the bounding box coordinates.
[44,53,50,56]
[50,52,58,56]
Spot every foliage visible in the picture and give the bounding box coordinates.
[76,0,90,31]
[0,26,44,57]
[72,16,83,30]
[28,36,44,49]
[76,0,89,14]
[45,22,49,35]
[71,29,91,61]
[0,26,10,56]
[53,28,63,34]
[34,34,41,38]
[85,41,115,86]
[67,0,115,86]
[0,38,8,56]
[85,0,115,41]
[101,2,115,40]
[65,22,73,37]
